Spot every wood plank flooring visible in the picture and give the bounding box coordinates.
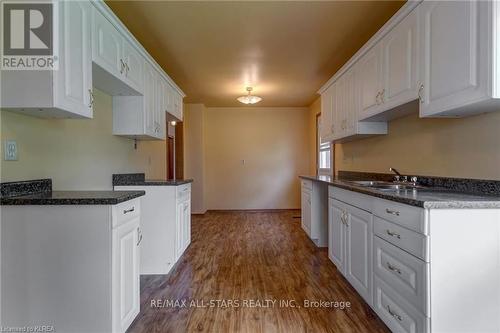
[127,210,389,333]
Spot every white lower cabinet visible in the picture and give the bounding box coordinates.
[1,199,142,333]
[112,217,140,333]
[328,197,372,305]
[328,185,500,333]
[300,179,328,247]
[114,183,192,274]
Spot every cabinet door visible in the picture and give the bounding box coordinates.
[92,8,122,77]
[122,40,144,94]
[320,87,333,143]
[55,0,92,118]
[156,76,167,140]
[143,62,156,136]
[419,0,487,117]
[382,9,418,110]
[358,43,383,120]
[328,199,345,273]
[112,218,140,333]
[182,200,191,251]
[345,205,373,305]
[301,190,312,236]
[175,201,184,260]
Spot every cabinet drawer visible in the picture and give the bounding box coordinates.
[374,217,428,261]
[112,198,140,228]
[374,236,429,315]
[373,276,429,333]
[373,198,427,234]
[301,179,312,191]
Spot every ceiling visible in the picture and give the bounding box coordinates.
[107,1,404,107]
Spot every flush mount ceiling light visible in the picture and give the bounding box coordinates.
[237,87,262,105]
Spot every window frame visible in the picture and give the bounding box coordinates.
[316,114,333,176]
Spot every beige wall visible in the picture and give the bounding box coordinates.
[0,89,166,190]
[183,104,207,214]
[335,105,500,180]
[204,107,309,210]
[309,98,321,175]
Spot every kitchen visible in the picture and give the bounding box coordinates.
[1,0,500,332]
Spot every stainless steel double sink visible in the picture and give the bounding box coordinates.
[344,180,427,192]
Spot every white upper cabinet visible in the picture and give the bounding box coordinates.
[91,7,143,96]
[1,0,93,119]
[320,64,387,143]
[381,9,419,114]
[358,44,384,119]
[417,0,499,117]
[122,40,144,95]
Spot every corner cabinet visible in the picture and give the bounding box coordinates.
[1,0,93,119]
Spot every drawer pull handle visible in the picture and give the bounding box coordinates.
[123,207,135,214]
[137,227,143,246]
[387,305,402,321]
[387,262,402,275]
[385,208,400,216]
[386,230,401,239]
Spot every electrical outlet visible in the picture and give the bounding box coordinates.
[4,140,18,161]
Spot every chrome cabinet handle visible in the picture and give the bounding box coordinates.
[120,59,125,74]
[387,262,402,275]
[125,62,130,76]
[376,91,381,105]
[88,89,94,108]
[123,207,135,214]
[418,84,424,104]
[380,89,385,103]
[137,227,143,246]
[387,305,402,321]
[386,229,401,239]
[385,208,400,216]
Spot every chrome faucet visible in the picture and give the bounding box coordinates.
[390,167,407,182]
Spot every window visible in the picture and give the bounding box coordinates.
[317,115,332,176]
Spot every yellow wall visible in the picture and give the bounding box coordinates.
[183,104,310,210]
[335,106,500,180]
[308,98,321,175]
[205,107,310,210]
[183,104,207,214]
[0,89,166,190]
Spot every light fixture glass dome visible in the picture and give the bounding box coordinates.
[237,87,262,104]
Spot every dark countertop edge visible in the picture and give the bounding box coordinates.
[113,179,194,186]
[0,191,146,206]
[299,175,500,209]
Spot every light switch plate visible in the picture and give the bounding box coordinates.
[4,140,18,161]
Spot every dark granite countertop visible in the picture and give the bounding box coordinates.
[112,173,193,186]
[0,190,145,205]
[300,173,500,209]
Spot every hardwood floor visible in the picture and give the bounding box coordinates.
[128,211,389,333]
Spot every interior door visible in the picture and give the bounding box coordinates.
[112,218,140,333]
[382,9,418,110]
[55,0,92,118]
[328,199,345,273]
[358,43,383,120]
[345,204,373,304]
[419,0,487,117]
